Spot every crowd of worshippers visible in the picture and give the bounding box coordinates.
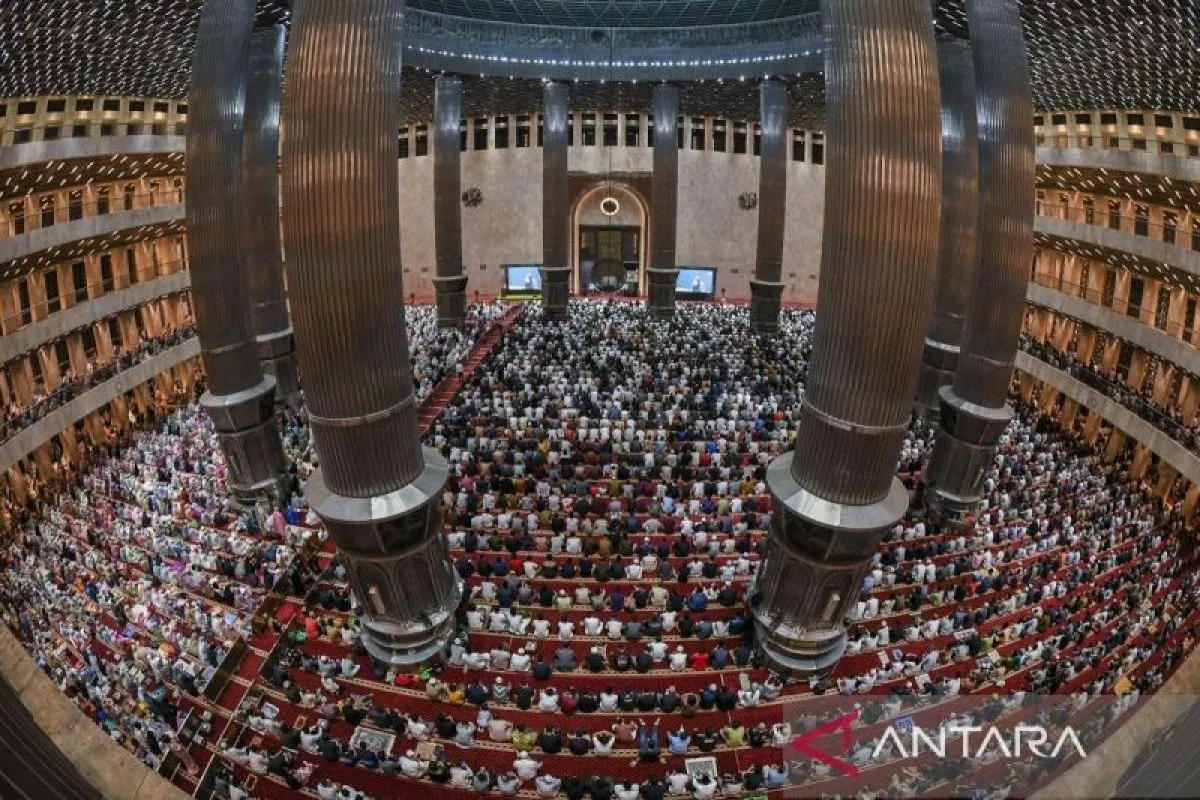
[0,304,506,782]
[1,299,1199,800]
[406,301,508,403]
[285,301,1200,797]
[0,401,312,776]
[0,320,196,445]
[1019,334,1200,449]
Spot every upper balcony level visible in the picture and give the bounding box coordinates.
[1034,110,1200,206]
[0,184,185,281]
[0,96,187,201]
[0,135,184,202]
[0,330,199,473]
[0,95,188,146]
[1027,279,1200,378]
[1034,203,1200,296]
[1015,343,1200,487]
[1034,110,1200,160]
[0,267,190,366]
[1037,144,1200,188]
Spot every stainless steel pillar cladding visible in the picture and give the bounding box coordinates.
[751,0,942,675]
[433,75,467,328]
[243,24,301,412]
[540,81,570,320]
[915,37,979,423]
[647,83,679,319]
[749,79,789,335]
[186,0,288,504]
[280,0,460,666]
[926,0,1035,526]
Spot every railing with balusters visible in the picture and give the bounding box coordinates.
[1028,275,1197,344]
[0,323,195,445]
[1037,204,1200,254]
[1020,336,1199,451]
[0,258,189,332]
[1036,133,1200,159]
[0,190,184,240]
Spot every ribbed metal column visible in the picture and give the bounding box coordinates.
[280,0,460,666]
[749,79,789,334]
[751,0,941,674]
[433,75,467,328]
[647,83,679,319]
[186,0,287,504]
[243,24,301,412]
[915,36,979,421]
[540,81,570,320]
[926,0,1035,525]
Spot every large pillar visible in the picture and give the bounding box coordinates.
[540,82,570,320]
[186,0,288,504]
[915,36,980,421]
[749,79,789,334]
[647,83,679,319]
[925,0,1035,525]
[281,0,461,666]
[433,75,467,328]
[750,0,941,675]
[243,24,301,411]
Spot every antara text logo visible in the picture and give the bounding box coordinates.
[788,709,1087,779]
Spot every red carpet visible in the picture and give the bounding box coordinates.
[417,305,522,431]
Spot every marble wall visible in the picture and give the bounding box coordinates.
[398,144,825,305]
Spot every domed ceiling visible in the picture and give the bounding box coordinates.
[0,0,1195,123]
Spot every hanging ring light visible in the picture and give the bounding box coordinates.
[598,30,621,220]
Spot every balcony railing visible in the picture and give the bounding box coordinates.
[1019,337,1199,451]
[0,324,196,445]
[1036,133,1200,159]
[1036,205,1200,254]
[0,119,187,145]
[0,259,188,332]
[0,190,184,240]
[1028,274,1196,344]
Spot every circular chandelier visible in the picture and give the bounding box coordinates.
[600,196,620,216]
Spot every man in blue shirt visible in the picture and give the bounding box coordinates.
[667,728,691,755]
[610,589,625,613]
[763,763,788,789]
[709,644,729,669]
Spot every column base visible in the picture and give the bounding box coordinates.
[539,265,571,319]
[200,376,288,505]
[307,446,462,667]
[749,278,785,334]
[433,275,468,329]
[261,351,301,412]
[750,452,909,676]
[646,266,679,319]
[925,487,979,529]
[754,619,847,677]
[256,329,301,411]
[915,339,960,425]
[923,385,1014,524]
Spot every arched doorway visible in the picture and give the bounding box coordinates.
[571,182,649,296]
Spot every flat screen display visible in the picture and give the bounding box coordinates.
[505,265,542,292]
[676,267,716,296]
